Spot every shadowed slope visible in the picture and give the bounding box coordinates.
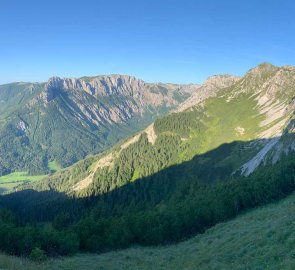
[2,190,295,270]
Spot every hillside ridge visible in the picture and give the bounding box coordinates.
[15,63,295,196]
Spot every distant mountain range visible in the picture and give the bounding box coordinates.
[17,63,295,196]
[0,75,199,175]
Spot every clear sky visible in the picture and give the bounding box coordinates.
[0,0,295,84]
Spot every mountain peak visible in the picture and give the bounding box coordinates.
[282,65,295,71]
[247,62,278,76]
[40,77,63,102]
[46,76,63,87]
[203,74,240,87]
[176,74,240,112]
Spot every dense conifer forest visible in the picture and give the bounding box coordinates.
[0,149,294,259]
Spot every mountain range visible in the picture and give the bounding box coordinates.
[0,75,198,175]
[0,63,294,262]
[17,63,294,196]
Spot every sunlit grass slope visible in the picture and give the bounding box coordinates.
[0,172,46,194]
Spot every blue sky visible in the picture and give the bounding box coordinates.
[0,0,294,84]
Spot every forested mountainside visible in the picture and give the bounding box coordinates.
[2,188,295,270]
[0,146,294,258]
[0,75,199,175]
[0,63,294,260]
[22,63,295,196]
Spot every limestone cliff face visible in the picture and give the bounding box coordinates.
[38,74,199,126]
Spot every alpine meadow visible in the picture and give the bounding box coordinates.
[1,1,295,269]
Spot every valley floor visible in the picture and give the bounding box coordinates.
[1,191,295,270]
[0,172,46,194]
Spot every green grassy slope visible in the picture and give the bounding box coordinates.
[1,190,295,270]
[0,160,63,194]
[0,172,46,194]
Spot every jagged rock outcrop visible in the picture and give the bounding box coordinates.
[37,75,200,126]
[176,74,240,112]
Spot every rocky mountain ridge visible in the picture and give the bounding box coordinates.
[16,63,294,196]
[0,74,199,175]
[36,75,200,124]
[176,74,240,112]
